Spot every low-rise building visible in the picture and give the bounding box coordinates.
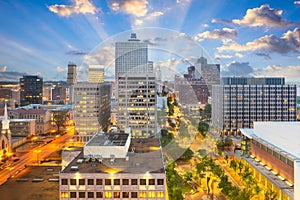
[0,119,35,137]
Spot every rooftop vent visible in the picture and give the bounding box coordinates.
[70,166,79,171]
[76,159,83,164]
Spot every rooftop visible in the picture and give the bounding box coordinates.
[86,133,129,147]
[62,138,164,174]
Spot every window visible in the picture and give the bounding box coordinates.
[148,191,155,198]
[61,179,68,185]
[61,192,68,198]
[96,192,103,198]
[140,179,146,185]
[96,179,102,185]
[79,192,85,198]
[157,179,164,185]
[114,192,121,198]
[114,179,120,185]
[70,179,76,185]
[70,192,76,198]
[157,192,164,198]
[131,192,138,198]
[149,179,155,185]
[131,179,138,185]
[105,179,112,185]
[88,179,94,185]
[140,192,147,198]
[122,192,129,198]
[122,179,129,185]
[79,179,85,185]
[105,192,112,198]
[88,192,94,198]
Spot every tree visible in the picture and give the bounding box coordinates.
[198,122,209,137]
[166,163,184,200]
[264,188,278,200]
[53,110,69,131]
[180,148,194,161]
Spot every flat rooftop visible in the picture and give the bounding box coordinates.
[62,138,164,174]
[86,133,129,146]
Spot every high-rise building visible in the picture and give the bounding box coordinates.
[73,82,111,143]
[240,122,300,200]
[59,133,166,200]
[20,75,43,106]
[67,62,77,86]
[115,33,157,137]
[212,77,297,135]
[88,65,104,83]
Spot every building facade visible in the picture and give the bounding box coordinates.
[88,65,105,83]
[59,133,166,200]
[20,75,43,106]
[212,77,297,135]
[1,119,36,137]
[73,82,111,143]
[67,62,77,86]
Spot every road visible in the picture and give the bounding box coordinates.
[0,132,73,185]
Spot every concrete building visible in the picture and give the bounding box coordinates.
[73,82,111,143]
[67,62,77,86]
[20,75,43,106]
[212,77,297,135]
[240,122,300,200]
[115,33,157,137]
[52,85,67,103]
[0,119,36,137]
[9,108,51,135]
[88,65,104,83]
[59,132,166,200]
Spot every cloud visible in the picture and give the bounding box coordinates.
[194,28,237,42]
[0,66,7,72]
[257,65,300,82]
[235,53,244,58]
[217,28,300,54]
[294,1,300,5]
[255,52,271,59]
[222,61,254,76]
[109,0,148,17]
[232,4,293,27]
[215,54,233,59]
[0,71,26,82]
[56,66,66,73]
[66,50,87,56]
[297,56,300,59]
[48,0,98,17]
[143,37,167,46]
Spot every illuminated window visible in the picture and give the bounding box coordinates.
[105,192,112,198]
[131,179,138,185]
[70,192,76,198]
[148,191,155,198]
[61,192,68,198]
[122,192,129,198]
[131,192,138,198]
[79,192,85,198]
[157,179,164,185]
[149,179,155,185]
[88,179,94,185]
[79,179,85,185]
[70,179,76,185]
[114,179,120,185]
[140,179,146,185]
[157,192,164,198]
[61,179,68,185]
[122,179,129,185]
[88,192,94,198]
[114,192,120,198]
[105,179,112,185]
[96,192,103,198]
[140,192,147,198]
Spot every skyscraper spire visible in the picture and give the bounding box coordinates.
[2,103,9,130]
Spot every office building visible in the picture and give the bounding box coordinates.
[67,62,77,86]
[212,77,297,135]
[240,122,300,200]
[73,82,111,143]
[20,75,43,106]
[59,132,166,200]
[52,85,67,103]
[115,33,157,137]
[88,65,104,83]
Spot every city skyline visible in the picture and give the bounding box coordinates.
[0,0,300,82]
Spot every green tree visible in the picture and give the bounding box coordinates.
[264,188,278,200]
[166,162,184,200]
[180,148,194,161]
[53,110,69,131]
[198,122,209,137]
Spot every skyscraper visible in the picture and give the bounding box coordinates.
[88,65,104,83]
[115,33,157,138]
[20,75,43,106]
[67,62,77,86]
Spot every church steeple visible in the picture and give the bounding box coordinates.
[1,103,12,153]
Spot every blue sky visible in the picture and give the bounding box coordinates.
[0,0,299,82]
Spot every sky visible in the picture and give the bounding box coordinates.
[0,0,300,82]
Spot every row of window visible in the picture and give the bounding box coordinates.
[61,191,164,198]
[61,178,164,186]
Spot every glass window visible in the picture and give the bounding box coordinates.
[114,192,121,198]
[88,179,94,185]
[70,179,76,185]
[140,192,147,198]
[131,179,138,185]
[105,179,112,185]
[105,192,112,198]
[149,179,155,185]
[122,179,129,185]
[157,192,164,198]
[157,179,164,185]
[79,179,85,185]
[96,192,103,198]
[148,191,155,198]
[131,192,138,198]
[114,179,120,185]
[96,179,102,185]
[61,192,68,198]
[61,179,68,185]
[88,192,94,198]
[70,192,76,198]
[140,179,146,185]
[79,192,85,198]
[122,192,129,198]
